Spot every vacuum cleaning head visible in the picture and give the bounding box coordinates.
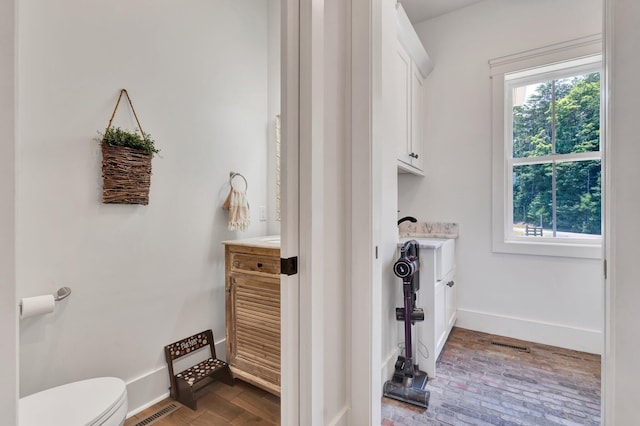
[383,379,430,409]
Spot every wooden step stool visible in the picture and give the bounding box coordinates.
[164,329,234,410]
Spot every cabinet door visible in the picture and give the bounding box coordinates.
[227,273,281,387]
[410,62,425,171]
[445,278,456,329]
[395,42,412,167]
[434,280,446,356]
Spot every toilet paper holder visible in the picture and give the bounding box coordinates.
[19,287,72,319]
[54,286,71,302]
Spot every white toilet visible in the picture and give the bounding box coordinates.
[19,377,128,426]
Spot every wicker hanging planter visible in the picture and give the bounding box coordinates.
[100,89,158,205]
[102,144,152,205]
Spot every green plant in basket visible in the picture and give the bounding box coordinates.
[99,127,159,156]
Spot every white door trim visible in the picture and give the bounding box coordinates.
[602,0,614,424]
[296,0,325,424]
[280,0,301,424]
[350,0,381,423]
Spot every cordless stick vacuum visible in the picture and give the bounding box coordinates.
[383,239,430,408]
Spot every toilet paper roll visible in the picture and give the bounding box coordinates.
[20,295,55,319]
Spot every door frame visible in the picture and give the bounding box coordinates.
[349,0,616,425]
[295,0,327,423]
[280,0,301,424]
[350,0,381,423]
[602,0,614,423]
[0,0,18,422]
[287,0,379,423]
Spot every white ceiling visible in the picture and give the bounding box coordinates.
[399,0,485,24]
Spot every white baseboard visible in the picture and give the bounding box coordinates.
[125,366,170,418]
[125,338,226,417]
[381,348,397,383]
[327,406,349,426]
[456,309,603,354]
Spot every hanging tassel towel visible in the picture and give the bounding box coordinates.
[223,172,250,231]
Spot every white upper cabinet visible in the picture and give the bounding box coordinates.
[395,3,433,175]
[409,60,425,171]
[395,43,413,169]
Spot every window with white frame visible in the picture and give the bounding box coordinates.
[491,36,603,258]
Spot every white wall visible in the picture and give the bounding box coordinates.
[17,0,272,411]
[0,0,17,422]
[611,0,640,422]
[398,0,604,353]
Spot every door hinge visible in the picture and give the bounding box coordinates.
[604,259,607,279]
[281,256,298,276]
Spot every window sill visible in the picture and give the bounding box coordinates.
[492,238,602,259]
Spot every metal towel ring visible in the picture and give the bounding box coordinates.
[229,172,248,191]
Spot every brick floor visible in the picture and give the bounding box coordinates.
[382,327,601,426]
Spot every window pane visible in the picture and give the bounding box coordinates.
[512,163,552,236]
[556,160,601,236]
[555,73,600,155]
[512,83,552,158]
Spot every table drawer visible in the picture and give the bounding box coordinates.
[231,253,280,275]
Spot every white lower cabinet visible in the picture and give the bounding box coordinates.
[408,239,456,379]
[445,275,457,330]
[435,271,456,358]
[433,280,446,354]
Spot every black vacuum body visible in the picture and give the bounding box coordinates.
[383,240,430,409]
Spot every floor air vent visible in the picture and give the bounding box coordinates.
[490,340,531,353]
[131,402,181,426]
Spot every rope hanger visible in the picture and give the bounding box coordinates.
[104,89,145,136]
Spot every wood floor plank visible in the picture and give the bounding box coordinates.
[151,416,191,426]
[231,388,280,424]
[261,391,280,405]
[187,409,233,426]
[194,392,246,422]
[230,411,276,426]
[156,409,196,426]
[210,379,253,402]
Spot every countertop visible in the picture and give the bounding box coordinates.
[222,235,281,249]
[223,235,449,249]
[398,236,452,249]
[398,221,459,239]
